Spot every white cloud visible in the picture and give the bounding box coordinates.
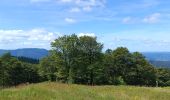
[65,18,76,23]
[143,13,161,23]
[60,0,72,3]
[99,34,170,52]
[59,0,105,12]
[122,17,141,24]
[122,13,161,24]
[0,29,60,49]
[122,17,132,24]
[83,6,92,12]
[117,0,159,13]
[30,0,50,3]
[69,7,81,13]
[78,33,95,37]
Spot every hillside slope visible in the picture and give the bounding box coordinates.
[0,48,48,59]
[1,49,170,67]
[142,52,170,61]
[150,60,170,68]
[0,82,170,100]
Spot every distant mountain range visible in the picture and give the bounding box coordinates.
[142,52,170,61]
[0,48,48,59]
[149,60,170,68]
[141,52,170,68]
[0,48,170,68]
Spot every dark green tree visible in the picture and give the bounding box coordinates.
[39,54,58,82]
[78,36,103,85]
[104,47,132,85]
[51,34,80,83]
[126,52,157,86]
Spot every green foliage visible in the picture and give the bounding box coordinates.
[107,47,132,79]
[0,34,170,87]
[17,56,39,64]
[39,55,58,82]
[103,48,157,86]
[38,34,170,86]
[0,53,40,87]
[157,68,170,86]
[125,52,157,86]
[113,76,126,85]
[42,34,104,85]
[0,59,10,87]
[166,80,170,86]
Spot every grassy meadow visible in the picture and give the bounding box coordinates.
[0,82,170,100]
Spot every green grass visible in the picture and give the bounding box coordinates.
[0,82,170,100]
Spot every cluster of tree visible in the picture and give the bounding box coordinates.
[0,34,170,87]
[17,56,39,64]
[39,34,170,86]
[0,53,40,87]
[157,68,170,86]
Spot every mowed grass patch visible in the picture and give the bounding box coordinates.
[0,82,170,100]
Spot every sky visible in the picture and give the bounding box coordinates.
[0,0,170,52]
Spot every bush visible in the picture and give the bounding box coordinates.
[113,76,126,85]
[165,80,170,86]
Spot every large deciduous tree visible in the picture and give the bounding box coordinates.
[48,34,103,85]
[78,36,103,85]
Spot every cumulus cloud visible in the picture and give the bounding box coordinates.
[143,13,161,23]
[83,6,92,12]
[100,35,170,51]
[122,16,142,24]
[59,0,105,6]
[59,0,105,12]
[69,7,81,13]
[60,0,72,3]
[122,13,161,24]
[122,17,133,24]
[30,0,50,3]
[65,18,76,23]
[0,29,61,49]
[30,0,107,23]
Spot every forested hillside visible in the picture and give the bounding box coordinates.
[0,48,48,59]
[0,34,170,88]
[1,48,170,68]
[150,60,170,68]
[143,52,170,61]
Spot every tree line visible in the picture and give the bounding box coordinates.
[0,34,170,87]
[0,53,41,87]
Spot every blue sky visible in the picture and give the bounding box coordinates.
[1,0,170,51]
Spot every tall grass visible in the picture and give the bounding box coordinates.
[0,82,170,100]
